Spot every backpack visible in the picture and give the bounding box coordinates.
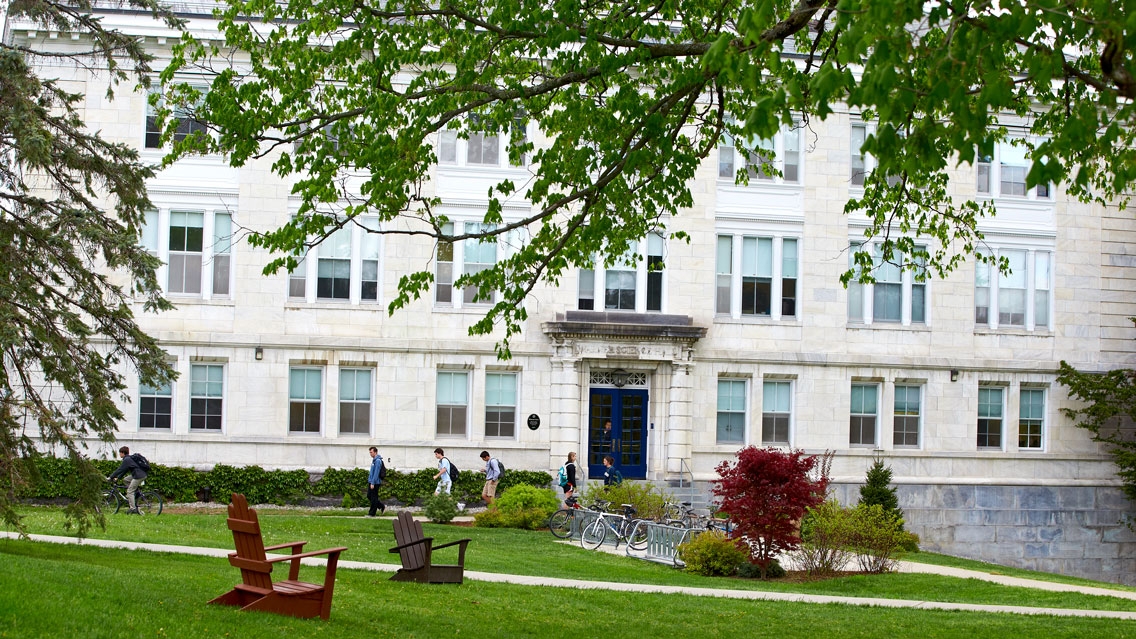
[557,464,568,487]
[493,458,505,477]
[445,457,459,479]
[377,458,387,480]
[131,453,151,473]
[611,469,623,485]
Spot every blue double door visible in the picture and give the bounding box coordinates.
[587,388,648,479]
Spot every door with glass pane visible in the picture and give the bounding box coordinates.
[587,388,648,479]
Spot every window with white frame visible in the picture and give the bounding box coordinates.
[1018,388,1045,450]
[189,364,223,431]
[145,87,209,149]
[850,384,878,447]
[978,386,1004,449]
[848,243,927,325]
[850,123,871,186]
[141,209,234,299]
[716,379,746,444]
[715,234,798,319]
[339,368,372,435]
[762,380,792,445]
[974,247,1052,330]
[438,115,528,168]
[139,380,173,430]
[977,137,1051,200]
[289,367,322,433]
[485,372,517,438]
[719,125,801,184]
[436,371,468,436]
[289,218,381,304]
[893,385,921,448]
[435,221,524,308]
[578,233,666,313]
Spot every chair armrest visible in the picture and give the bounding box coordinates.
[432,538,471,567]
[432,538,471,551]
[264,540,307,552]
[265,547,348,563]
[389,537,434,553]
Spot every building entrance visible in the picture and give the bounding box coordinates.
[587,388,648,479]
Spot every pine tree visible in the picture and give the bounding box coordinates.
[858,459,904,530]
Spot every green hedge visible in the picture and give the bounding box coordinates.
[20,456,554,506]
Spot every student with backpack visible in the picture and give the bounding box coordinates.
[478,450,504,505]
[433,447,454,495]
[557,451,578,503]
[602,454,623,486]
[107,446,148,515]
[366,446,386,516]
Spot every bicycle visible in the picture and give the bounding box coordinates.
[580,503,649,551]
[548,496,605,539]
[659,499,700,528]
[100,479,164,515]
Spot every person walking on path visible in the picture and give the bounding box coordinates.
[433,448,453,495]
[367,446,386,516]
[479,451,502,505]
[107,446,147,515]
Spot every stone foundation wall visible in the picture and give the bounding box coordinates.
[830,483,1136,586]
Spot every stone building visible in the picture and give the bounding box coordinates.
[8,4,1136,584]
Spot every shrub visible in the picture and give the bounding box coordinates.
[737,558,785,579]
[473,507,507,528]
[579,480,669,520]
[677,530,747,577]
[481,484,561,530]
[713,446,828,577]
[794,499,855,576]
[423,492,459,523]
[858,458,904,530]
[848,503,908,573]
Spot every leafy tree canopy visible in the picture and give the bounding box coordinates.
[165,0,1136,355]
[1,0,180,532]
[1057,360,1136,508]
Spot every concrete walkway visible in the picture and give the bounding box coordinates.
[4,531,1136,621]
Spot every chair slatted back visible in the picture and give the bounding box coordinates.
[392,512,427,571]
[226,494,274,590]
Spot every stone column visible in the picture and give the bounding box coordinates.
[549,340,582,471]
[666,349,695,476]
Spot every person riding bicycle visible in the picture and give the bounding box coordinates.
[107,446,148,515]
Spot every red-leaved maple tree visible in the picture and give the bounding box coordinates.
[713,446,829,577]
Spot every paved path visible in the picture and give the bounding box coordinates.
[4,532,1136,621]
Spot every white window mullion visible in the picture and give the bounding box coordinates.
[156,208,170,293]
[305,250,318,304]
[731,235,743,319]
[1025,249,1036,331]
[770,237,783,321]
[988,251,1000,330]
[201,211,215,301]
[635,242,648,313]
[349,224,362,305]
[901,267,912,326]
[453,235,466,310]
[863,282,874,325]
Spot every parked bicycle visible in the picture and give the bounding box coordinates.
[548,496,605,539]
[580,503,649,551]
[659,499,700,528]
[100,479,163,515]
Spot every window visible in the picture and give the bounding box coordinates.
[463,222,497,305]
[435,221,523,308]
[1019,388,1045,450]
[289,367,322,433]
[438,115,528,168]
[717,379,746,444]
[976,138,1051,200]
[142,208,234,300]
[762,380,791,445]
[290,217,381,304]
[975,248,1052,330]
[139,380,172,430]
[578,233,666,313]
[893,385,921,448]
[145,87,209,149]
[851,123,870,186]
[850,384,878,446]
[339,368,371,435]
[485,372,517,438]
[189,364,223,431]
[848,243,927,325]
[436,371,468,436]
[719,125,801,185]
[978,386,1004,449]
[715,234,798,319]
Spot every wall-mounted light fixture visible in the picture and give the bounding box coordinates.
[254,346,264,361]
[950,369,959,382]
[611,368,629,388]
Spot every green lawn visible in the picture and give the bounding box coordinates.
[3,540,1136,639]
[8,505,1136,614]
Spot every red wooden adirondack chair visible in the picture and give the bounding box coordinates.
[209,493,348,620]
[389,510,470,584]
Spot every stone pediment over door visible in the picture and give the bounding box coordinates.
[542,311,707,362]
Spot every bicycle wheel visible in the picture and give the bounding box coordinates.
[548,509,574,539]
[135,490,164,516]
[627,519,649,551]
[100,489,122,515]
[580,519,606,550]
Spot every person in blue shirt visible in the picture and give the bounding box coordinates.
[367,446,386,516]
[479,450,502,505]
[433,447,452,495]
[602,454,623,486]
